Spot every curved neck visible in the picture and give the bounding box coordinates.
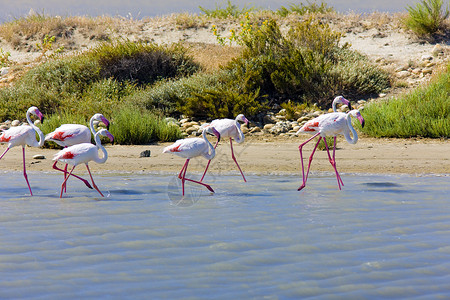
[89,115,98,135]
[332,101,338,112]
[93,133,108,164]
[344,113,358,144]
[202,129,216,160]
[234,121,245,143]
[26,110,44,147]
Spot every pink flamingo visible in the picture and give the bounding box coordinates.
[53,128,114,198]
[331,95,352,112]
[0,106,45,196]
[200,114,249,182]
[45,113,110,190]
[296,109,365,191]
[163,127,221,196]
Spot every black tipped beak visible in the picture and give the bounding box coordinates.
[41,116,45,124]
[348,103,353,111]
[361,120,365,128]
[106,124,110,130]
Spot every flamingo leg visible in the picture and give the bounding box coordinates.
[200,140,219,182]
[332,136,344,186]
[322,137,342,190]
[0,146,10,160]
[60,165,76,198]
[229,138,247,182]
[179,159,214,195]
[21,146,33,196]
[85,164,104,197]
[52,161,93,189]
[298,133,321,191]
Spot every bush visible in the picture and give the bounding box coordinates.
[89,40,200,86]
[224,17,391,107]
[404,0,450,37]
[109,107,182,145]
[276,1,334,17]
[199,1,254,18]
[362,63,450,138]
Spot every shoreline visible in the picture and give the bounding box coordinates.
[1,137,449,176]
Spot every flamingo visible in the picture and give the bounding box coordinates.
[331,95,352,112]
[53,128,114,198]
[163,127,221,196]
[0,106,45,196]
[45,113,110,190]
[200,114,249,182]
[296,109,365,191]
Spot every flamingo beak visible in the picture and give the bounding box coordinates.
[244,117,249,125]
[107,132,114,143]
[358,114,365,128]
[342,97,352,111]
[212,128,221,143]
[36,110,45,124]
[101,116,110,130]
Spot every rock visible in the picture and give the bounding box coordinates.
[139,150,151,157]
[181,121,199,129]
[0,67,9,77]
[396,70,410,78]
[250,126,261,133]
[292,125,301,132]
[422,67,433,75]
[33,154,46,160]
[263,124,274,131]
[34,119,41,126]
[394,64,409,72]
[297,116,311,123]
[241,125,249,134]
[378,93,387,98]
[357,100,367,105]
[0,124,8,130]
[11,120,20,126]
[431,44,444,56]
[421,54,433,61]
[185,126,200,135]
[263,114,276,124]
[179,118,190,124]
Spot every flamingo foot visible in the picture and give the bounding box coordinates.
[297,184,306,191]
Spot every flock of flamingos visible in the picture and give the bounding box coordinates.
[0,96,365,198]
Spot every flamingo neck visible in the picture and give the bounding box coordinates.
[234,121,245,143]
[344,113,358,144]
[332,101,338,112]
[26,110,44,147]
[89,115,98,136]
[93,133,108,164]
[202,129,216,160]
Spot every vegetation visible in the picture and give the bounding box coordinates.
[404,0,450,38]
[361,63,450,138]
[1,1,447,143]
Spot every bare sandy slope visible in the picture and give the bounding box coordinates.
[1,136,448,175]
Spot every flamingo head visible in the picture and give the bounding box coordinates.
[236,114,249,125]
[94,113,110,130]
[350,110,365,128]
[334,96,352,111]
[28,106,44,123]
[98,129,114,143]
[205,126,221,143]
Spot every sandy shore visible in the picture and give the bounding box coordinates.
[0,136,448,175]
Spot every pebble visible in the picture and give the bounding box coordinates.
[33,154,46,159]
[139,150,151,158]
[11,120,20,126]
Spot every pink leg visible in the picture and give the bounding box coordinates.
[60,165,76,198]
[22,146,33,196]
[180,159,214,195]
[52,161,93,189]
[332,137,344,186]
[298,133,321,191]
[200,140,219,182]
[0,147,10,160]
[322,137,342,190]
[229,138,247,182]
[178,159,189,195]
[85,164,104,197]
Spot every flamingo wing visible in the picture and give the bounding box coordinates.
[53,143,97,166]
[0,125,35,146]
[163,138,207,159]
[210,119,238,139]
[46,124,90,146]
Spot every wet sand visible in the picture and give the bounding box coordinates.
[0,136,448,175]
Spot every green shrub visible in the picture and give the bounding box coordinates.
[199,1,254,18]
[89,40,200,85]
[404,0,450,37]
[276,1,334,17]
[109,107,182,145]
[362,64,450,138]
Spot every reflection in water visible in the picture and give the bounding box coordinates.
[0,172,449,299]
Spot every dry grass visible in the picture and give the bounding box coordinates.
[185,42,242,72]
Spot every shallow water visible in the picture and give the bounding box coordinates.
[1,171,449,299]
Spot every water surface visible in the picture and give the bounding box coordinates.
[1,172,449,299]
